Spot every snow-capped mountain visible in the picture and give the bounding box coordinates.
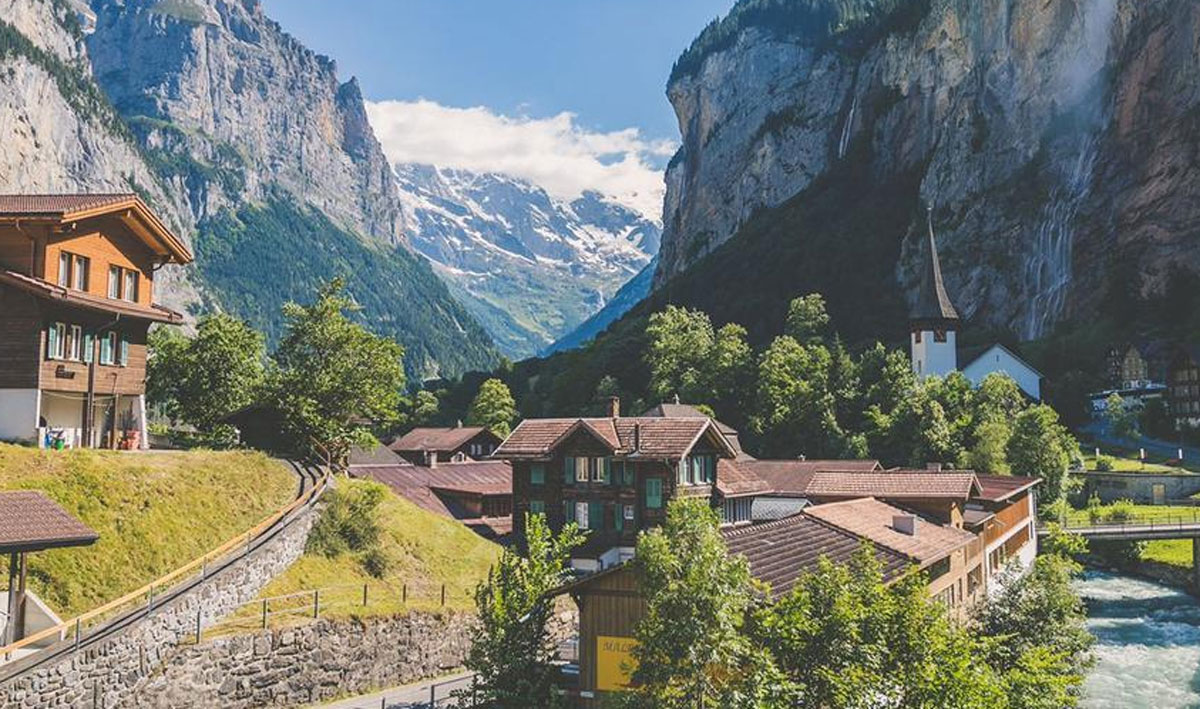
[394,163,660,358]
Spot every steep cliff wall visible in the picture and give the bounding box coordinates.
[658,0,1200,341]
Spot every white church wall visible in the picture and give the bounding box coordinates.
[963,345,1042,401]
[911,329,957,378]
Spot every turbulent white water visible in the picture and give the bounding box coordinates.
[837,93,859,160]
[1078,571,1200,708]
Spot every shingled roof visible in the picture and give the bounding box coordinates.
[805,498,976,567]
[351,461,512,540]
[0,193,192,263]
[493,416,734,460]
[0,491,98,553]
[722,513,911,598]
[389,426,494,453]
[738,459,882,496]
[804,470,981,500]
[973,474,1040,503]
[911,213,959,324]
[715,459,772,498]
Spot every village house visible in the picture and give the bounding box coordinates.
[0,195,193,449]
[388,423,502,465]
[1168,346,1200,430]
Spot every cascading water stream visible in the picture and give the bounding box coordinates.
[838,92,859,160]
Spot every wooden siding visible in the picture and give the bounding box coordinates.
[0,286,42,389]
[983,492,1031,548]
[0,223,42,274]
[44,217,156,306]
[574,566,645,706]
[37,304,149,396]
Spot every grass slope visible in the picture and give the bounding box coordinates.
[0,445,295,617]
[231,479,499,626]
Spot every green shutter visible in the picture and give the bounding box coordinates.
[119,336,129,366]
[589,502,603,530]
[530,500,545,516]
[646,478,662,509]
[614,504,623,531]
[82,333,94,364]
[100,334,112,364]
[47,325,59,359]
[531,463,544,485]
[602,457,611,484]
[563,457,573,485]
[563,499,574,522]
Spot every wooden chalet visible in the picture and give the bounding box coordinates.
[388,423,502,465]
[0,195,192,449]
[351,460,514,541]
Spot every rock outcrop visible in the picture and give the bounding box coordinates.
[658,0,1200,340]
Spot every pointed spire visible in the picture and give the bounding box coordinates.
[911,206,959,325]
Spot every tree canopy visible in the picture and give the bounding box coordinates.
[468,378,519,438]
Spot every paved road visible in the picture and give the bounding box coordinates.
[316,672,475,709]
[1080,422,1200,467]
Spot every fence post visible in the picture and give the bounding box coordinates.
[441,584,446,607]
[313,590,319,619]
[73,618,81,652]
[148,584,154,612]
[402,584,407,604]
[430,683,436,706]
[245,531,252,556]
[262,599,268,629]
[196,608,202,644]
[363,583,368,607]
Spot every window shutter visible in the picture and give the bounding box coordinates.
[119,336,129,366]
[589,502,603,531]
[563,499,574,522]
[47,325,59,359]
[614,504,623,531]
[563,457,573,485]
[602,457,611,484]
[83,333,94,363]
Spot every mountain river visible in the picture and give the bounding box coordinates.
[1079,570,1200,707]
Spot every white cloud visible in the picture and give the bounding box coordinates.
[365,99,675,221]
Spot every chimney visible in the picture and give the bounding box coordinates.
[455,419,463,429]
[633,423,641,452]
[893,514,918,536]
[925,462,943,472]
[607,396,621,419]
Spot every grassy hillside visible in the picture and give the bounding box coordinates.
[225,479,499,627]
[0,445,296,617]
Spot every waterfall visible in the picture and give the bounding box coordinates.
[1022,134,1099,339]
[837,92,859,160]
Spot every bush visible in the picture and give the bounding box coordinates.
[1095,455,1115,472]
[361,547,392,579]
[308,480,387,557]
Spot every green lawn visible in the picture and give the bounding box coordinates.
[1143,539,1193,568]
[1079,451,1180,474]
[216,479,500,632]
[0,444,296,616]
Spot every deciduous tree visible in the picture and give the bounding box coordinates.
[468,378,518,438]
[271,279,406,468]
[1007,405,1076,503]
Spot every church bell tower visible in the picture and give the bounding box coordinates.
[910,209,959,378]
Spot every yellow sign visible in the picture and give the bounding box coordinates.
[596,635,637,691]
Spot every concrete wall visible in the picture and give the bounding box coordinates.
[0,389,37,443]
[0,502,319,709]
[1077,471,1200,504]
[132,613,476,708]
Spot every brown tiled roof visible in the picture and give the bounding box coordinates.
[0,270,184,323]
[350,461,512,540]
[715,460,771,498]
[0,193,192,263]
[804,471,980,500]
[805,498,975,567]
[348,443,403,466]
[493,416,731,460]
[0,491,98,552]
[738,459,882,496]
[722,513,910,598]
[389,426,494,453]
[974,474,1040,502]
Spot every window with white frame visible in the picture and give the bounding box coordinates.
[47,322,66,359]
[575,501,590,530]
[58,253,71,287]
[108,266,120,298]
[623,504,635,521]
[100,331,116,365]
[574,457,589,483]
[67,325,82,361]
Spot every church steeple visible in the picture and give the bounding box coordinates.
[911,207,959,328]
[909,208,959,378]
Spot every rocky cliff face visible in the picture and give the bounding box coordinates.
[659,0,1200,340]
[0,0,499,378]
[395,163,658,358]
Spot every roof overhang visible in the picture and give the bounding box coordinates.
[4,196,193,264]
[0,269,184,323]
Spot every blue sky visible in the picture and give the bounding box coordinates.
[262,0,735,218]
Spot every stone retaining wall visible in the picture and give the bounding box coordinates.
[133,612,476,708]
[0,503,319,709]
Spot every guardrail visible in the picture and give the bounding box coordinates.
[0,465,329,662]
[1059,506,1200,531]
[198,579,477,639]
